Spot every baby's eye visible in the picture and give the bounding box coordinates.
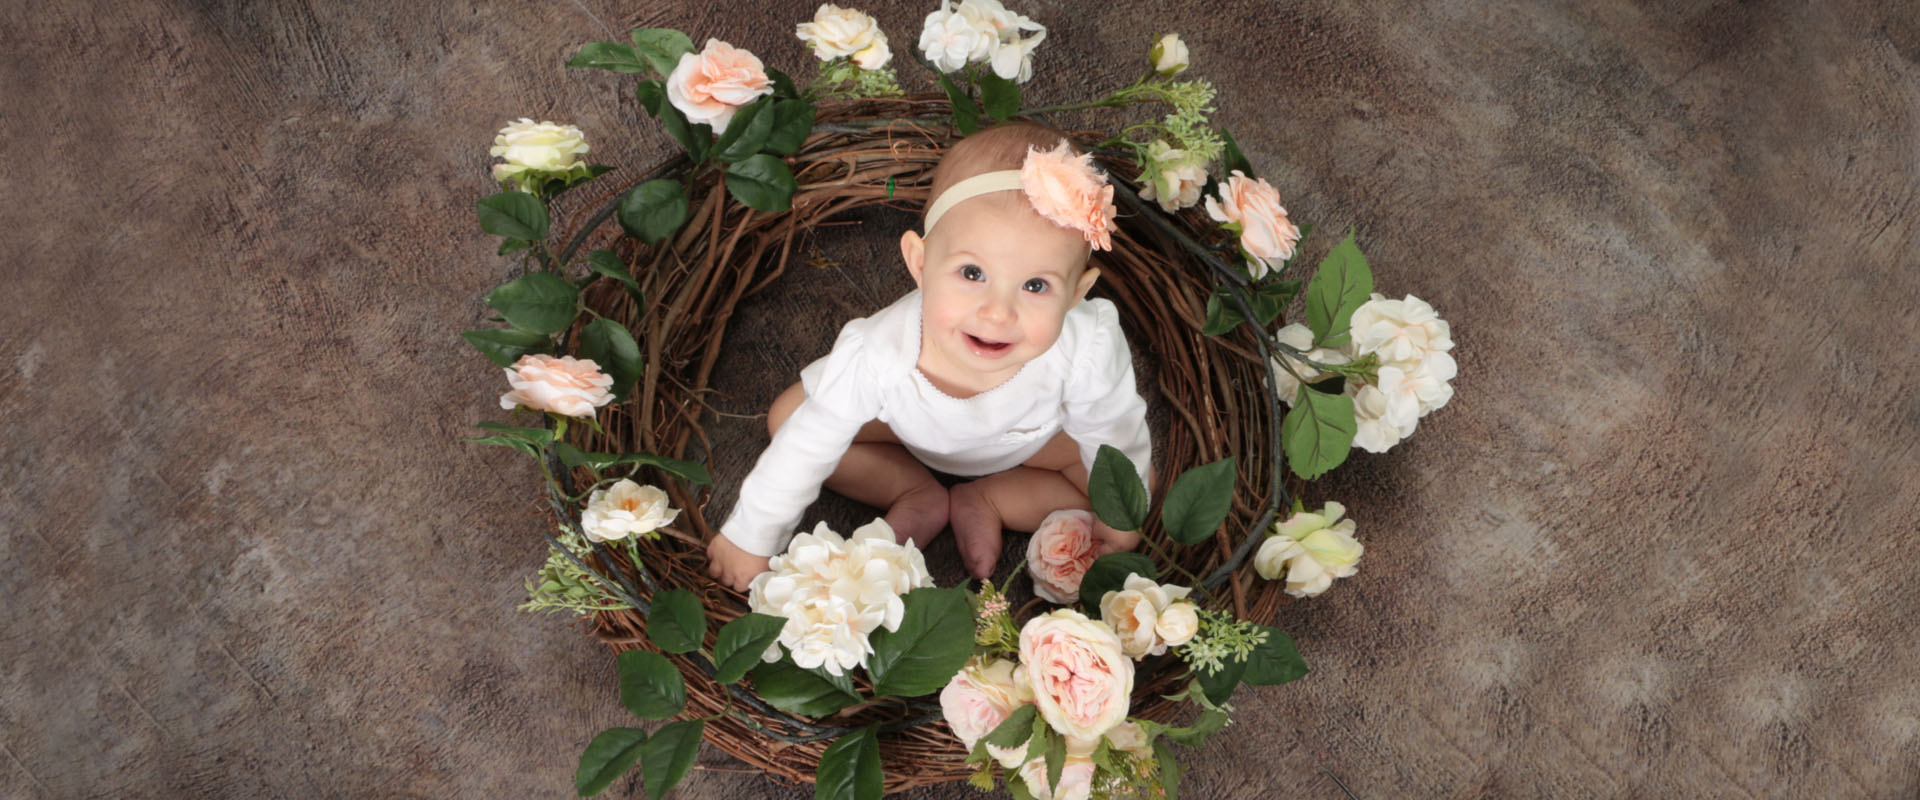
[1022,278,1049,293]
[960,265,985,282]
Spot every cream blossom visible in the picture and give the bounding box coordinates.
[1137,140,1207,213]
[795,4,885,60]
[1350,293,1454,369]
[919,0,1046,80]
[918,3,996,71]
[1019,609,1133,740]
[1017,744,1096,800]
[1150,33,1189,76]
[665,39,773,134]
[852,38,892,70]
[1205,171,1301,279]
[747,519,934,674]
[489,119,589,191]
[1103,720,1153,759]
[498,354,614,418]
[580,480,679,542]
[1270,323,1351,406]
[1154,601,1199,647]
[1026,508,1096,604]
[1255,501,1363,597]
[939,656,1034,767]
[1098,573,1194,659]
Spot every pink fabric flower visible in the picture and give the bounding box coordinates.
[1205,170,1301,278]
[1026,509,1095,604]
[498,354,614,418]
[1021,142,1117,251]
[939,656,1033,767]
[1018,609,1134,741]
[664,39,773,134]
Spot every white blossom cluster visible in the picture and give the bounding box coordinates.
[1273,293,1456,453]
[747,519,935,675]
[918,0,1047,82]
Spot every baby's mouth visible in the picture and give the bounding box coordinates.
[965,333,1014,357]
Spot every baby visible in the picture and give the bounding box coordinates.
[706,121,1153,591]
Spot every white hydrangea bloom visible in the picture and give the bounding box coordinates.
[1270,323,1351,406]
[746,519,934,675]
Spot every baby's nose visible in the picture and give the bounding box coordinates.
[978,295,1015,323]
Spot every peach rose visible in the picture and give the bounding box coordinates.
[1205,170,1301,279]
[1097,573,1193,659]
[1021,142,1117,251]
[664,39,772,134]
[498,354,613,418]
[1026,509,1095,604]
[1017,749,1095,800]
[1019,609,1133,741]
[939,656,1034,767]
[580,480,678,542]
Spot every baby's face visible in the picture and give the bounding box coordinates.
[903,197,1099,391]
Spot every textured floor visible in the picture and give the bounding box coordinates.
[5,0,1918,797]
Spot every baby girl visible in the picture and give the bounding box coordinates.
[706,122,1153,591]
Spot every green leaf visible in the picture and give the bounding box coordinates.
[477,191,549,241]
[765,99,816,155]
[1195,653,1247,707]
[1281,385,1355,480]
[618,178,691,245]
[983,704,1039,749]
[468,434,540,458]
[647,589,706,655]
[638,719,704,800]
[724,154,797,213]
[1043,727,1066,795]
[484,272,578,335]
[978,71,1020,120]
[1087,444,1149,531]
[768,66,799,99]
[630,28,695,77]
[712,613,786,684]
[586,250,644,305]
[1241,625,1309,686]
[1255,280,1303,324]
[750,659,861,717]
[1162,457,1236,546]
[579,318,644,402]
[1153,738,1184,799]
[551,450,713,486]
[575,727,648,796]
[867,587,974,697]
[938,74,980,135]
[815,726,882,800]
[617,650,687,720]
[567,41,647,73]
[1201,281,1300,337]
[1200,291,1242,337]
[1303,232,1373,349]
[499,238,533,256]
[712,97,773,163]
[657,103,711,163]
[1221,127,1254,178]
[474,421,555,445]
[1079,552,1158,609]
[461,328,548,366]
[1007,777,1038,800]
[1165,707,1231,746]
[635,80,665,116]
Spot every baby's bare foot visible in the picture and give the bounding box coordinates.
[948,481,1003,579]
[886,482,949,549]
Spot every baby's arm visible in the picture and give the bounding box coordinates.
[1063,300,1154,552]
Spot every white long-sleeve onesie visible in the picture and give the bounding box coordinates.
[720,289,1152,557]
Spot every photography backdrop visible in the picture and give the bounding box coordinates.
[4,0,1917,797]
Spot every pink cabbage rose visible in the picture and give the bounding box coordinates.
[498,354,613,418]
[1026,509,1095,604]
[1018,609,1133,741]
[939,656,1034,767]
[1205,170,1301,279]
[665,39,772,134]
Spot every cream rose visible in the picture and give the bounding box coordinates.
[1026,508,1096,604]
[939,656,1034,766]
[918,4,996,72]
[1137,140,1207,213]
[1098,573,1193,659]
[1017,750,1095,800]
[1103,720,1153,758]
[489,119,589,191]
[664,39,772,134]
[1019,610,1133,741]
[796,4,884,59]
[1150,33,1189,76]
[1205,171,1302,279]
[580,480,679,542]
[1270,322,1351,405]
[852,38,891,70]
[1256,501,1363,597]
[498,354,614,418]
[1154,601,1199,647]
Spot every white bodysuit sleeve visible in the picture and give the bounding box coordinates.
[718,322,882,557]
[1063,299,1153,490]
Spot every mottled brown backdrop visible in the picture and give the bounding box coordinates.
[4,0,1917,797]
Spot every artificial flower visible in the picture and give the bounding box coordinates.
[1019,609,1133,741]
[1205,170,1301,279]
[796,4,885,60]
[1026,508,1096,604]
[918,3,996,72]
[1098,573,1194,659]
[1017,745,1096,800]
[488,119,590,192]
[747,519,934,674]
[919,0,1046,80]
[580,480,679,542]
[1348,366,1421,453]
[1136,139,1207,213]
[665,38,773,134]
[1270,322,1350,405]
[1154,600,1199,647]
[939,656,1034,767]
[852,38,892,70]
[1022,141,1117,250]
[1255,501,1363,597]
[1349,293,1454,370]
[1103,720,1153,759]
[1150,33,1189,76]
[498,354,614,418]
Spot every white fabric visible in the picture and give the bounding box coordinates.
[922,170,1024,236]
[719,289,1152,557]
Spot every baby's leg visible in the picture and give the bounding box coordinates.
[949,433,1143,579]
[767,382,948,547]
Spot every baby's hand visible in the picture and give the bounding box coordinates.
[705,535,772,592]
[1089,519,1142,558]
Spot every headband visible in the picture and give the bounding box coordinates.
[921,141,1117,250]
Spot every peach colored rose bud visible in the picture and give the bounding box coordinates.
[665,38,773,134]
[1205,170,1302,279]
[1026,509,1096,604]
[499,354,614,418]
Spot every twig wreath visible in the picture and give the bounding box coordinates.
[467,5,1458,798]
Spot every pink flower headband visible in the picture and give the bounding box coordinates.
[922,141,1117,250]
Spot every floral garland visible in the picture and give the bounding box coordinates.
[467,3,1458,798]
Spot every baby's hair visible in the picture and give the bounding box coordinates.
[923,121,1081,224]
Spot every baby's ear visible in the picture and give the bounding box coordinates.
[1073,265,1101,302]
[900,230,927,287]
